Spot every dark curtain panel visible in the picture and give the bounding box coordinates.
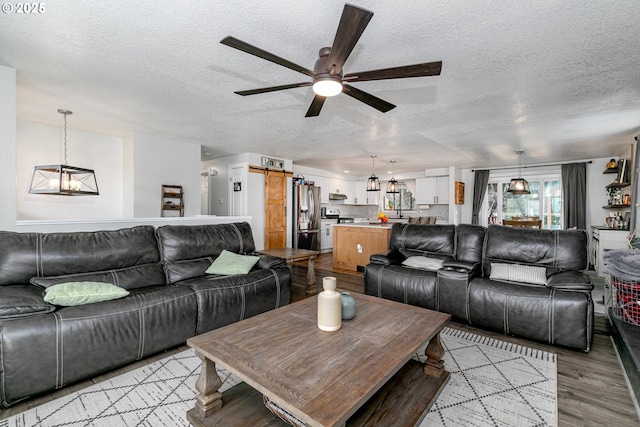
[472,170,490,225]
[561,162,587,229]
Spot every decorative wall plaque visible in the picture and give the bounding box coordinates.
[261,156,284,169]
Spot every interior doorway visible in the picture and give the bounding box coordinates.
[229,164,247,216]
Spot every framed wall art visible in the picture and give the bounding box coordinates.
[455,181,465,204]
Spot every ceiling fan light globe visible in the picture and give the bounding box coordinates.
[312,79,343,97]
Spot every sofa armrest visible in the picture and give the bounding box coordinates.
[255,255,287,270]
[369,249,406,266]
[546,271,593,291]
[0,284,56,319]
[442,260,482,277]
[442,260,478,272]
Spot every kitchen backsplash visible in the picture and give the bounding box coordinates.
[322,202,449,223]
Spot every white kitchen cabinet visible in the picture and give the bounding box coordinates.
[321,222,334,252]
[354,181,366,204]
[308,175,330,203]
[354,181,380,205]
[329,178,341,194]
[344,181,356,202]
[330,179,355,202]
[416,176,449,204]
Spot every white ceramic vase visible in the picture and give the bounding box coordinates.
[317,277,342,331]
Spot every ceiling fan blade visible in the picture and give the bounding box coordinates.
[235,82,312,96]
[325,5,374,75]
[305,95,326,117]
[221,36,315,78]
[343,61,443,82]
[342,84,396,113]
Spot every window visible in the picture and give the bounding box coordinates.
[381,181,416,213]
[484,168,562,229]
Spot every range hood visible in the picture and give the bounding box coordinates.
[329,193,348,200]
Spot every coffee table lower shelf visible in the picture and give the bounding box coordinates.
[187,359,450,427]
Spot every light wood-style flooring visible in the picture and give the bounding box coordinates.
[1,253,639,426]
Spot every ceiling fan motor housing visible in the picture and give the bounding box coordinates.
[314,47,343,82]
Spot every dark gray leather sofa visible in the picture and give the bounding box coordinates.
[365,223,594,352]
[0,222,291,407]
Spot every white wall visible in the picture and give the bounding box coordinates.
[202,153,294,250]
[17,121,123,220]
[122,136,135,217]
[15,216,250,233]
[0,65,204,231]
[131,133,201,218]
[0,65,16,230]
[202,153,252,216]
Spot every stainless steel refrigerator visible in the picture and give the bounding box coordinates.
[292,184,321,251]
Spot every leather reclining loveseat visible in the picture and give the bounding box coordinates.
[365,223,594,351]
[0,222,291,407]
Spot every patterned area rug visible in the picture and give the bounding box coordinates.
[2,327,556,427]
[419,328,556,426]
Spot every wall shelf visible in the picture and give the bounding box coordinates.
[602,204,631,209]
[606,182,631,189]
[161,184,184,217]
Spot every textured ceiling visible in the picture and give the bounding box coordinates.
[1,0,640,176]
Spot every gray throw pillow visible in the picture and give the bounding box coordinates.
[490,263,547,285]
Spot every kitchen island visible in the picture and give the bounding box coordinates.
[333,223,392,272]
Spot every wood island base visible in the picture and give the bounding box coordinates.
[333,224,392,272]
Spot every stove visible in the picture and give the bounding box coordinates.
[338,217,355,223]
[324,208,340,220]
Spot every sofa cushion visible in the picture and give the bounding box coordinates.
[157,222,256,262]
[29,263,166,291]
[402,256,444,271]
[206,250,260,275]
[0,226,160,286]
[456,224,486,264]
[364,263,438,310]
[157,222,258,283]
[43,282,130,306]
[483,225,588,273]
[389,223,456,258]
[174,268,292,334]
[489,263,547,285]
[0,285,56,319]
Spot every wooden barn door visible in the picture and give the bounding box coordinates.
[264,169,288,249]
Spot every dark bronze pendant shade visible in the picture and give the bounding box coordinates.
[506,150,530,195]
[386,160,399,193]
[367,154,380,191]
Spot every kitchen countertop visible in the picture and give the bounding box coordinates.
[333,223,393,229]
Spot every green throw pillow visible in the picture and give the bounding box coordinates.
[206,250,260,275]
[43,282,130,306]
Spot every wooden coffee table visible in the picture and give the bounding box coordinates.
[258,247,319,295]
[186,293,451,427]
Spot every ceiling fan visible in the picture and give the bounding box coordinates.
[221,3,442,117]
